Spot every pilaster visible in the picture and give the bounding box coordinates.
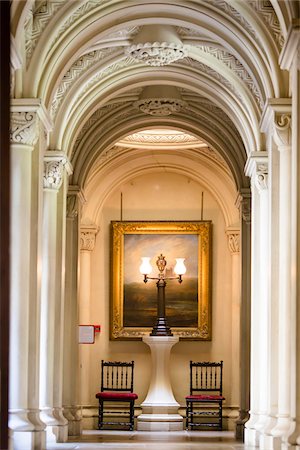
[9,108,46,450]
[63,186,85,437]
[40,152,71,444]
[234,190,251,441]
[79,222,99,423]
[260,100,294,449]
[225,228,241,422]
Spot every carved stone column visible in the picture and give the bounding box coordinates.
[270,110,293,446]
[39,152,71,443]
[225,228,240,423]
[63,186,85,436]
[247,155,270,447]
[9,105,48,450]
[280,23,300,449]
[235,190,251,441]
[79,223,98,424]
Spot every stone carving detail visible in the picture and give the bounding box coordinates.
[197,46,264,110]
[10,112,39,146]
[133,98,186,116]
[25,0,64,65]
[183,57,246,108]
[125,42,188,66]
[80,231,97,251]
[43,159,65,190]
[50,48,117,119]
[255,164,268,191]
[67,195,78,219]
[227,233,240,254]
[273,114,291,148]
[241,198,251,224]
[52,1,100,46]
[211,0,258,42]
[247,0,284,48]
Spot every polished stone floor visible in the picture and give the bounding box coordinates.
[48,430,254,450]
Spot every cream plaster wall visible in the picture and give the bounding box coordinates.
[84,170,237,423]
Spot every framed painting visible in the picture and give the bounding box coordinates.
[110,221,212,340]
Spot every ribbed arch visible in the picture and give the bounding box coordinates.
[58,69,258,160]
[72,118,248,191]
[22,1,282,102]
[82,147,239,228]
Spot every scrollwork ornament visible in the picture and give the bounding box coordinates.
[67,195,78,219]
[43,160,64,190]
[273,113,291,149]
[10,111,39,146]
[255,163,268,191]
[80,231,96,251]
[227,233,240,254]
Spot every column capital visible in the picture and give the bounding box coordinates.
[279,18,300,70]
[10,111,39,147]
[225,228,240,254]
[43,151,72,191]
[245,152,268,191]
[11,98,53,133]
[80,223,99,251]
[235,189,251,225]
[260,99,292,149]
[67,186,85,219]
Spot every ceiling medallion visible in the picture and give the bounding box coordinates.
[126,42,187,66]
[133,98,186,116]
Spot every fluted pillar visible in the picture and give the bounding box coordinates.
[235,190,251,441]
[62,186,85,436]
[9,102,51,450]
[79,224,98,422]
[39,152,71,443]
[225,228,241,419]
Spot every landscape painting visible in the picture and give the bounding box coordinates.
[110,221,212,340]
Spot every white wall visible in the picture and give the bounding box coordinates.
[82,169,237,426]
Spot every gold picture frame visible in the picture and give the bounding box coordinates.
[110,221,212,340]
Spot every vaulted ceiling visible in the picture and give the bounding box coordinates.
[11,0,297,190]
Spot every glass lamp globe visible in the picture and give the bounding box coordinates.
[139,257,152,275]
[174,258,186,275]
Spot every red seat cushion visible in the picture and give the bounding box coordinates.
[185,394,225,401]
[96,391,138,400]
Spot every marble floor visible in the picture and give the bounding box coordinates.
[47,430,254,450]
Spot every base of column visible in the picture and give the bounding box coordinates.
[244,427,260,446]
[281,444,300,450]
[46,424,69,443]
[137,413,183,431]
[259,433,282,450]
[67,419,82,436]
[11,429,46,450]
[235,410,249,440]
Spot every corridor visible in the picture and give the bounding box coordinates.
[48,431,251,450]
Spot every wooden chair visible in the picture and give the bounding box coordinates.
[185,361,225,430]
[95,360,138,430]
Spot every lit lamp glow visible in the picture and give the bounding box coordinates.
[139,254,186,336]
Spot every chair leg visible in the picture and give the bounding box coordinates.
[219,401,223,430]
[98,400,104,429]
[186,401,189,430]
[129,400,134,431]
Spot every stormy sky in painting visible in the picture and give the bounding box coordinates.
[123,234,198,327]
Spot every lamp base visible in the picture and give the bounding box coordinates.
[150,317,173,336]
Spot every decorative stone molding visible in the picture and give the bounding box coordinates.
[133,98,186,116]
[10,111,39,146]
[255,164,268,191]
[43,159,64,190]
[236,190,251,225]
[80,224,98,251]
[126,41,188,66]
[67,185,86,219]
[273,113,291,149]
[43,151,72,190]
[226,229,240,254]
